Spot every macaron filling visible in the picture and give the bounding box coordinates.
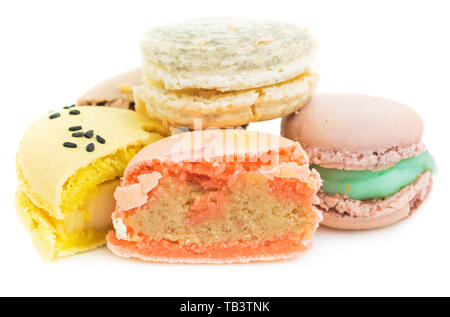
[313,151,437,200]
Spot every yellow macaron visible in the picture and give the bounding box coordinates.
[16,106,169,261]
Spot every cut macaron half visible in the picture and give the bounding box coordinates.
[107,129,322,263]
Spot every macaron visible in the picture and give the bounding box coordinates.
[281,94,437,230]
[77,69,141,110]
[16,106,168,261]
[107,129,322,263]
[134,18,318,129]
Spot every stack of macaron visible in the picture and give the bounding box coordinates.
[78,18,318,132]
[16,18,436,263]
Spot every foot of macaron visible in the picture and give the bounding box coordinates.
[281,94,437,230]
[107,129,322,263]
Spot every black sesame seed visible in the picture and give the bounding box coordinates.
[96,135,105,144]
[69,109,80,115]
[49,113,60,119]
[72,132,84,137]
[129,101,135,111]
[96,101,107,106]
[86,143,95,152]
[69,126,82,131]
[84,130,94,138]
[63,142,77,148]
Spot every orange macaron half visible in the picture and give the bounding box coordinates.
[107,129,322,263]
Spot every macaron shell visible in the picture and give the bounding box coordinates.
[77,69,141,108]
[321,205,410,230]
[123,129,306,180]
[134,71,318,129]
[318,171,432,230]
[281,94,424,151]
[107,231,311,264]
[141,18,316,91]
[18,106,166,215]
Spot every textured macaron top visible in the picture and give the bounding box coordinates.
[17,106,165,213]
[281,94,426,170]
[282,94,424,150]
[141,18,316,91]
[123,129,308,181]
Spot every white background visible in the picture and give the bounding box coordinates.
[0,0,449,297]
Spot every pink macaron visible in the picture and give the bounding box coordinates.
[281,93,437,230]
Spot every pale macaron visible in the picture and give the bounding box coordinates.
[77,69,141,110]
[281,94,437,230]
[135,18,318,129]
[141,17,317,91]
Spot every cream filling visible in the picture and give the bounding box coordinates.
[63,179,120,234]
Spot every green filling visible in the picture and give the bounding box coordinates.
[313,151,437,201]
